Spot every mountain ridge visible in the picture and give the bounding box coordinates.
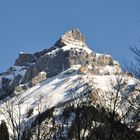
[0,29,121,99]
[0,29,139,140]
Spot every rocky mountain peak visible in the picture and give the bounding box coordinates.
[0,28,122,100]
[0,28,140,140]
[54,28,88,48]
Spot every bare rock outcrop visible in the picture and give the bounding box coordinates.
[15,53,37,66]
[54,29,88,48]
[0,29,122,100]
[31,71,47,86]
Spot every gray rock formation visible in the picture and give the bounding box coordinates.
[0,66,27,98]
[15,53,37,66]
[21,64,40,84]
[36,48,94,77]
[1,77,12,95]
[0,28,122,99]
[54,28,88,48]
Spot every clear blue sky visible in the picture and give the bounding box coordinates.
[0,0,140,72]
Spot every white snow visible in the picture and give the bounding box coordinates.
[62,44,92,54]
[0,64,139,138]
[96,53,111,57]
[46,48,60,55]
[19,52,24,54]
[45,44,93,56]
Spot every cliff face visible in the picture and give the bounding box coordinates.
[0,29,121,98]
[54,28,87,48]
[0,29,139,140]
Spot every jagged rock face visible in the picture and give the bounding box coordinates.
[13,29,118,81]
[0,66,27,98]
[0,29,139,140]
[36,48,93,77]
[0,29,122,99]
[54,29,88,48]
[34,47,57,59]
[21,64,41,84]
[15,53,37,66]
[97,55,114,66]
[1,77,11,95]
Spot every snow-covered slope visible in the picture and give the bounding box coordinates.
[0,65,139,137]
[0,29,139,140]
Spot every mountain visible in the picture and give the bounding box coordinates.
[0,29,139,140]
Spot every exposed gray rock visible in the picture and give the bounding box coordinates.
[54,29,88,48]
[0,28,122,100]
[96,55,114,66]
[1,74,24,96]
[36,48,92,77]
[0,66,27,98]
[11,74,22,89]
[15,53,37,66]
[36,49,68,77]
[34,47,57,59]
[21,64,40,84]
[1,77,12,95]
[32,46,118,78]
[13,29,119,84]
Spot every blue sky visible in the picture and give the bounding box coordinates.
[0,0,140,72]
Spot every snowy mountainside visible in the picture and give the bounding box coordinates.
[0,28,121,98]
[0,65,138,117]
[0,29,139,140]
[0,65,139,139]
